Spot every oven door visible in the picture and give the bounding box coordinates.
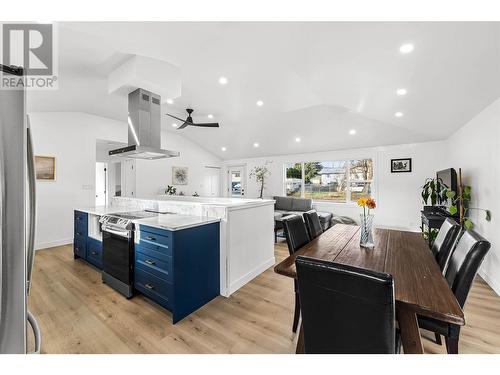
[102,228,133,285]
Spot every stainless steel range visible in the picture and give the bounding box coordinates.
[99,211,158,298]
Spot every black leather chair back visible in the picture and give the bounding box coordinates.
[282,215,310,255]
[296,256,396,354]
[432,218,461,272]
[445,229,491,308]
[303,210,324,239]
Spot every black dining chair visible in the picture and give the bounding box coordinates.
[418,229,491,354]
[432,218,461,273]
[282,215,311,333]
[296,256,398,353]
[303,210,324,239]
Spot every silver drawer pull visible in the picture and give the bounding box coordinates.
[144,283,154,290]
[76,232,82,236]
[145,259,156,265]
[145,236,156,241]
[91,251,98,256]
[75,247,80,251]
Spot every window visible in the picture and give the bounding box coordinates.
[284,159,373,203]
[285,163,303,197]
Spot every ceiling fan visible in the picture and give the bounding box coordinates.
[166,108,219,129]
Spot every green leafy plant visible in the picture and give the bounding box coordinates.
[165,185,177,195]
[421,177,449,206]
[250,162,272,199]
[446,187,491,230]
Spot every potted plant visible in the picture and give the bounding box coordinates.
[446,168,491,230]
[421,177,449,211]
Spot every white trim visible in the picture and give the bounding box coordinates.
[479,269,500,297]
[35,238,72,250]
[223,256,275,297]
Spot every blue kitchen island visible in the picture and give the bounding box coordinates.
[73,208,220,324]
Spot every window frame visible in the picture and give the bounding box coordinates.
[283,158,374,204]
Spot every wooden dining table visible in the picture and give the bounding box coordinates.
[274,224,465,354]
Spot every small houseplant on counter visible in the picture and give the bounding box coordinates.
[358,197,376,248]
[446,168,491,230]
[249,162,271,199]
[165,185,177,195]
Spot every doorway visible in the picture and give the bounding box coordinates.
[203,166,221,197]
[227,165,246,198]
[95,162,107,206]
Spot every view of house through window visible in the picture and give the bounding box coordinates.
[284,159,373,203]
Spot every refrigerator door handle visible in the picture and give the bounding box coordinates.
[0,132,4,319]
[27,310,41,354]
[26,117,36,295]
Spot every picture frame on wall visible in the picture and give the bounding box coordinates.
[172,166,188,185]
[391,158,412,173]
[35,155,56,180]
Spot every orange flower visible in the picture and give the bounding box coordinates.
[366,198,377,210]
[357,197,368,207]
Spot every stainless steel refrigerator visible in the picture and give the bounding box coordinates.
[0,64,41,353]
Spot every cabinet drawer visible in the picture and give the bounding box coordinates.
[135,242,172,260]
[140,226,172,248]
[74,237,87,258]
[74,229,86,241]
[86,238,102,269]
[74,210,88,224]
[135,268,172,309]
[135,250,172,282]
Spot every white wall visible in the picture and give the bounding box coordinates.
[135,131,222,198]
[29,111,222,249]
[29,112,127,249]
[223,141,448,231]
[447,98,500,295]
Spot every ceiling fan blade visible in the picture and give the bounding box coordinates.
[166,113,188,123]
[190,122,220,128]
[177,121,191,130]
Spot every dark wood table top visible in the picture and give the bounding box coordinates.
[274,224,465,326]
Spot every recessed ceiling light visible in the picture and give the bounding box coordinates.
[394,112,404,118]
[399,43,414,54]
[256,100,264,107]
[253,142,260,148]
[166,99,174,104]
[396,88,407,96]
[295,137,301,143]
[172,123,178,128]
[208,114,214,119]
[219,76,228,85]
[221,146,227,152]
[349,129,356,135]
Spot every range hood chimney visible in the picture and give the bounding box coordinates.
[109,88,180,160]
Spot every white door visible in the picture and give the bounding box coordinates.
[227,166,246,198]
[203,167,221,197]
[122,159,136,197]
[95,162,107,206]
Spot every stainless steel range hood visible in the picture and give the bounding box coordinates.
[109,88,180,160]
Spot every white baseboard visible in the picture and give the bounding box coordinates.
[223,257,276,297]
[479,269,500,297]
[35,238,73,250]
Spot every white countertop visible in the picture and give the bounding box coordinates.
[75,206,220,231]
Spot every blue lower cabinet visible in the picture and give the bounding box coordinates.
[86,237,103,269]
[74,210,88,260]
[135,223,220,324]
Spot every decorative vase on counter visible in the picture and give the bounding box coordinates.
[359,213,375,248]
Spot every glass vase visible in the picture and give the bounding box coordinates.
[360,213,375,248]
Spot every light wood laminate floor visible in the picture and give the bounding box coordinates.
[28,241,500,354]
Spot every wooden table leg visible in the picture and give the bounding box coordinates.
[397,305,424,354]
[295,323,305,354]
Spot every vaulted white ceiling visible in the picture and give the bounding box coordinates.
[27,22,500,159]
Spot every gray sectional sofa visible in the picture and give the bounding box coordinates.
[273,196,334,230]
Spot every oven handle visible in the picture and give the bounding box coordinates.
[103,227,131,238]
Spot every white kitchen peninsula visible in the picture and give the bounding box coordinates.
[108,196,275,297]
